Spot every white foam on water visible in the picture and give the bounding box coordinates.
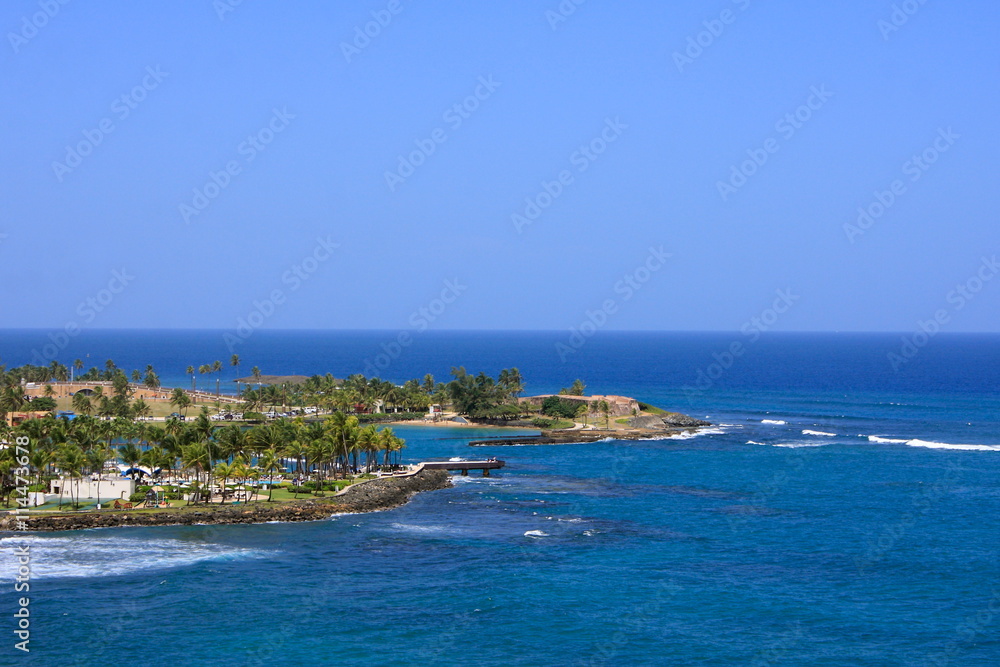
[648,426,727,441]
[904,439,1000,452]
[388,522,449,534]
[746,441,765,446]
[0,534,267,582]
[802,430,836,437]
[523,530,548,538]
[772,442,830,448]
[761,419,787,425]
[864,435,999,451]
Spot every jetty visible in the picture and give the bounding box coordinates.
[420,460,505,476]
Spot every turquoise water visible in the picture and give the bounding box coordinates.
[2,331,999,665]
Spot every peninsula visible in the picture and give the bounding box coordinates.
[1,360,708,532]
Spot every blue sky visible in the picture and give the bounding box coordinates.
[2,0,998,332]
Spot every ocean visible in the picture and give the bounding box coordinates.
[2,330,999,665]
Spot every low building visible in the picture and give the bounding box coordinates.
[50,476,135,500]
[519,394,640,418]
[4,411,50,427]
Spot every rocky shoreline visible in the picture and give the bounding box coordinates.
[468,413,713,446]
[1,469,452,533]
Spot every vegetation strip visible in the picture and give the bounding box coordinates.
[2,469,451,532]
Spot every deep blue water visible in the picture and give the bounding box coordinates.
[2,330,1000,665]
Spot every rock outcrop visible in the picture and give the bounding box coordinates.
[2,469,452,533]
[660,413,712,428]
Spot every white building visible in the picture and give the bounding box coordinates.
[49,476,135,500]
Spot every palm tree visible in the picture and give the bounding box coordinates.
[181,443,211,504]
[72,391,93,416]
[356,424,378,472]
[230,354,241,397]
[186,365,196,391]
[58,444,86,509]
[85,445,113,507]
[378,427,404,468]
[257,450,281,501]
[251,366,262,392]
[210,360,222,396]
[213,460,236,503]
[140,447,170,482]
[282,440,309,480]
[250,423,285,457]
[170,387,191,417]
[28,449,52,507]
[119,444,143,480]
[132,397,151,420]
[0,385,27,416]
[73,358,84,381]
[596,399,611,429]
[216,424,250,463]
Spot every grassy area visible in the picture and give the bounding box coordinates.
[531,418,575,429]
[52,395,231,418]
[637,402,668,415]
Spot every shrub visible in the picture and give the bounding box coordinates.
[29,396,56,411]
[531,417,557,428]
[128,491,148,503]
[541,396,580,419]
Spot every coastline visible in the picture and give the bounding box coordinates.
[2,469,452,533]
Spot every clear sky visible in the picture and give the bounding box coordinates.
[2,0,998,332]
